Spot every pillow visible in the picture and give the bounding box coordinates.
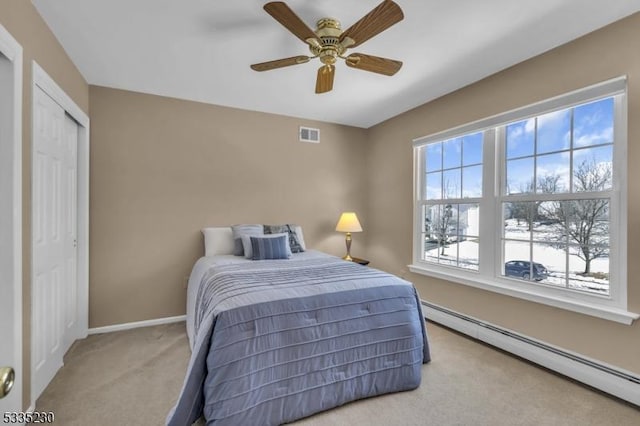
[250,235,291,260]
[241,232,292,259]
[201,227,234,256]
[292,225,306,251]
[231,224,263,256]
[263,224,305,253]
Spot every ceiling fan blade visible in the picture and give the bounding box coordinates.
[264,2,321,45]
[339,0,404,48]
[315,65,335,94]
[251,55,311,72]
[345,53,402,76]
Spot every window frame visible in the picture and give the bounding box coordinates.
[410,77,638,325]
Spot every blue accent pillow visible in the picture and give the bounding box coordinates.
[250,235,291,260]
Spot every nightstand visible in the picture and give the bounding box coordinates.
[350,257,370,266]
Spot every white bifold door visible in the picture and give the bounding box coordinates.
[32,85,80,400]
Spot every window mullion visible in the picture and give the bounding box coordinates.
[478,128,497,276]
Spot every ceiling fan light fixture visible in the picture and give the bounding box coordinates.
[319,48,338,65]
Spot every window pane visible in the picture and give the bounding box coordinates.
[425,242,439,263]
[536,152,569,193]
[424,205,443,245]
[423,205,440,263]
[426,143,442,172]
[443,138,462,169]
[443,169,461,199]
[459,204,479,237]
[462,165,482,198]
[567,244,609,295]
[426,172,442,200]
[533,201,562,243]
[532,242,565,288]
[506,157,534,194]
[458,238,479,271]
[503,241,531,277]
[572,146,613,192]
[573,97,614,148]
[440,240,458,266]
[565,199,609,247]
[537,109,571,154]
[447,204,459,240]
[506,119,535,159]
[463,132,483,165]
[504,202,533,241]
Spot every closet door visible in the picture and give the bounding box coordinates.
[32,85,79,400]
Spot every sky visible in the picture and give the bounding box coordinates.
[505,96,614,194]
[424,96,614,198]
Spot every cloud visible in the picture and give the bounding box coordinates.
[574,126,613,147]
[524,118,535,133]
[537,109,569,129]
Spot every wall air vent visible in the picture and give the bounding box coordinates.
[299,126,320,143]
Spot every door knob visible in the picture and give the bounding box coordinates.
[0,366,15,399]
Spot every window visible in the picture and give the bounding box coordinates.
[411,78,636,324]
[502,97,613,296]
[422,132,482,270]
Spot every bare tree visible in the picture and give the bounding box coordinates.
[438,204,453,255]
[538,160,611,274]
[507,175,561,230]
[505,181,530,225]
[424,203,455,254]
[427,179,459,255]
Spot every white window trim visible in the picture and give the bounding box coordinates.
[411,76,638,325]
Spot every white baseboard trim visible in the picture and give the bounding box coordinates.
[88,315,186,335]
[422,300,640,407]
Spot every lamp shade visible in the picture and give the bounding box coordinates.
[335,212,363,233]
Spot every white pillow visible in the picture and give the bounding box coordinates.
[202,227,234,256]
[241,232,292,259]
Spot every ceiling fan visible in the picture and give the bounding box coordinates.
[250,1,404,94]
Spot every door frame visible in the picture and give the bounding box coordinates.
[30,62,89,404]
[0,23,23,411]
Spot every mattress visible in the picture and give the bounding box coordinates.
[169,250,430,425]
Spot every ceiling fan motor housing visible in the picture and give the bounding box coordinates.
[310,18,344,65]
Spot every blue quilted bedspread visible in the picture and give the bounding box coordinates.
[167,255,430,425]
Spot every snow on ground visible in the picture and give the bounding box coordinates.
[424,219,609,295]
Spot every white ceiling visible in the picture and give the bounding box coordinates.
[32,0,640,128]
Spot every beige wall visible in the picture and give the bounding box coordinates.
[366,12,640,374]
[0,0,89,410]
[3,0,639,410]
[88,86,368,328]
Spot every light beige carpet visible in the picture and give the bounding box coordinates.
[35,321,640,426]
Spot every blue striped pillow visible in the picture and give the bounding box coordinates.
[250,235,291,260]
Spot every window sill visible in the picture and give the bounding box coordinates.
[408,264,639,325]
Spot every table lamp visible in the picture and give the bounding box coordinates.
[335,212,363,261]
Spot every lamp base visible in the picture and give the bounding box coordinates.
[342,232,354,261]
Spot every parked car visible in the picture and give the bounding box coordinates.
[504,260,548,281]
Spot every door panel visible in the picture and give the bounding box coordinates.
[32,86,79,400]
[62,114,78,354]
[0,29,22,414]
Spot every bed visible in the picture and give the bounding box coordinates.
[167,228,430,426]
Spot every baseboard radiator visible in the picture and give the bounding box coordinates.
[421,300,640,407]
